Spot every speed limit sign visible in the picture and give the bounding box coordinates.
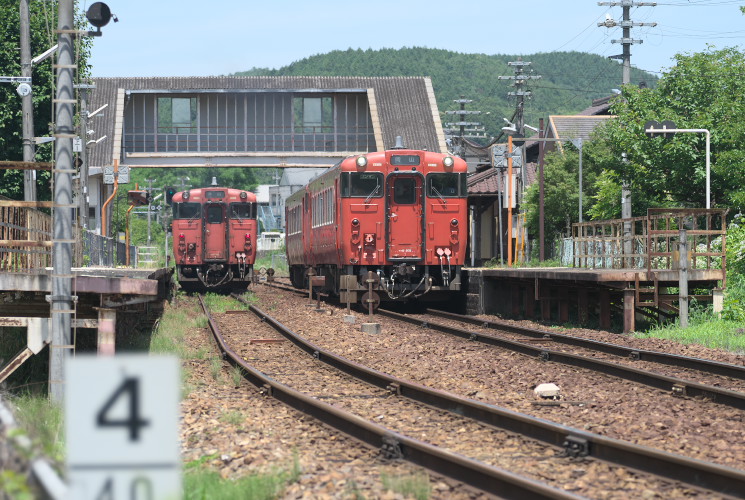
[65,355,181,499]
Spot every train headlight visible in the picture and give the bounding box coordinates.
[451,218,458,227]
[356,156,368,168]
[240,191,247,199]
[182,191,190,200]
[443,156,454,169]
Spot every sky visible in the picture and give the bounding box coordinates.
[86,0,745,81]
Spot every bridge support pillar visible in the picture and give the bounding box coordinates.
[623,288,635,333]
[96,308,117,356]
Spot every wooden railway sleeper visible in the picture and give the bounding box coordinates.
[381,434,404,459]
[562,436,590,458]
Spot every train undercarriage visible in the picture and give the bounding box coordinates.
[289,263,461,307]
[177,262,253,292]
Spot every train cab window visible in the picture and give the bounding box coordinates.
[393,178,417,205]
[427,173,466,198]
[173,202,201,219]
[341,172,384,198]
[206,205,224,224]
[229,202,256,220]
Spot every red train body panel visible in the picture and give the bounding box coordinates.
[286,148,468,304]
[171,185,257,291]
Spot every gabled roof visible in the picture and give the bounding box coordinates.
[88,76,447,168]
[548,115,614,143]
[467,163,538,197]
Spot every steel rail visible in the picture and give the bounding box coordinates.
[378,308,745,411]
[427,308,745,380]
[198,295,579,500]
[229,293,745,497]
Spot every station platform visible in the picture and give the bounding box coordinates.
[464,266,724,333]
[0,267,173,385]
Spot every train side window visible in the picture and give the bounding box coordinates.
[206,205,224,224]
[342,172,384,198]
[173,202,201,219]
[393,178,417,205]
[427,173,461,198]
[230,202,255,220]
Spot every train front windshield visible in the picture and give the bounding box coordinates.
[173,202,201,219]
[229,202,257,219]
[427,173,468,198]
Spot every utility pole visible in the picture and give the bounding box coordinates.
[443,97,485,159]
[49,0,75,403]
[145,178,157,244]
[20,0,36,201]
[598,1,656,86]
[499,60,541,262]
[76,83,95,229]
[598,1,656,267]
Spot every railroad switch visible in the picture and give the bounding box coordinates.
[381,434,404,459]
[562,436,589,458]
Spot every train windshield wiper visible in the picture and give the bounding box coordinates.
[364,182,380,204]
[431,185,447,204]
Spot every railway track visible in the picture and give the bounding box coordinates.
[378,308,745,411]
[198,294,578,499]
[263,280,745,411]
[198,290,745,498]
[425,308,745,389]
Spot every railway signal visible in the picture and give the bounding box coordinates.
[165,186,177,205]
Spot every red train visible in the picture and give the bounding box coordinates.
[171,181,257,291]
[285,142,468,306]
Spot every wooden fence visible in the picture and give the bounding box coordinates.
[571,208,727,273]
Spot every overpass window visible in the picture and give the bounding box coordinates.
[294,97,333,133]
[158,97,197,134]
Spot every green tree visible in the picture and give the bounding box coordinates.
[593,47,745,213]
[0,0,92,200]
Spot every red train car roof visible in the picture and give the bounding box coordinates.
[172,186,257,203]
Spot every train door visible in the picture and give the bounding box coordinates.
[386,174,424,260]
[203,203,227,260]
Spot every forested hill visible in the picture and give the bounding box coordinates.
[233,47,657,141]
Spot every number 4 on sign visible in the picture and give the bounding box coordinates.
[96,377,151,441]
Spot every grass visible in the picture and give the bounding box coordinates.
[381,470,431,500]
[5,394,64,466]
[635,310,745,353]
[255,249,289,276]
[184,453,301,500]
[219,410,245,427]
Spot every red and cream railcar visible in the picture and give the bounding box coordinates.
[171,183,257,291]
[286,145,468,305]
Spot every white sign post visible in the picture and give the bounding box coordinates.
[66,355,181,500]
